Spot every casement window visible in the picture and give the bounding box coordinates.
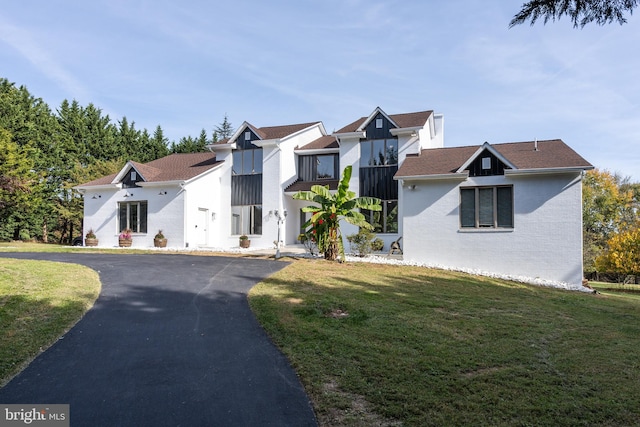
[460,186,513,229]
[119,201,148,233]
[231,205,262,235]
[298,154,338,181]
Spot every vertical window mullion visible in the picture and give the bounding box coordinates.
[474,188,479,228]
[493,187,498,227]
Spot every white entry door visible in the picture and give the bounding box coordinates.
[196,208,208,246]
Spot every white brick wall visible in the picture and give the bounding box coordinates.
[401,172,585,285]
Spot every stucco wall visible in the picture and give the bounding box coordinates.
[401,172,585,285]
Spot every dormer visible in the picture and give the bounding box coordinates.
[457,142,515,177]
[112,161,155,188]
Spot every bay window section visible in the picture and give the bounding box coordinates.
[119,201,148,233]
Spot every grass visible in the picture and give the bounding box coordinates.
[249,259,640,426]
[3,243,640,425]
[0,258,101,386]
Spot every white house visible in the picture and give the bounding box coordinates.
[76,107,593,286]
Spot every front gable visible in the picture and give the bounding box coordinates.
[112,161,149,188]
[121,167,144,188]
[457,142,516,177]
[358,107,398,139]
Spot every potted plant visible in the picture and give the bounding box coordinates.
[119,228,133,247]
[239,234,250,248]
[154,230,167,248]
[85,229,98,247]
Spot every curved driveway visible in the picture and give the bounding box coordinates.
[0,253,317,426]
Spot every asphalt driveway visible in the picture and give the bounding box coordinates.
[0,253,317,426]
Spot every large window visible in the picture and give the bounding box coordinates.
[360,138,398,233]
[119,201,148,233]
[231,205,262,235]
[298,154,338,181]
[232,132,263,234]
[232,149,263,175]
[460,186,513,229]
[360,139,398,167]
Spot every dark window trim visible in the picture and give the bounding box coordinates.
[460,185,513,229]
[118,200,148,233]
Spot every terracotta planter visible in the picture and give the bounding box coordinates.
[239,239,250,248]
[154,238,167,248]
[85,238,98,247]
[119,239,132,247]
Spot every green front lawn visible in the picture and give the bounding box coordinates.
[250,259,640,426]
[0,258,101,385]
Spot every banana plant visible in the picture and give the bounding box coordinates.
[293,165,381,261]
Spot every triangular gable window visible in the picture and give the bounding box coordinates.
[465,149,509,177]
[122,167,144,188]
[237,127,260,150]
[364,113,397,140]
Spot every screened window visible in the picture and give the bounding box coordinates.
[231,205,262,235]
[119,201,148,233]
[460,186,513,229]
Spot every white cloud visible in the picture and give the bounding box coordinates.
[0,16,90,100]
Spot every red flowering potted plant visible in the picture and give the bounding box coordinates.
[118,228,133,247]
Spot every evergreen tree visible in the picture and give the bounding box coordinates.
[511,0,637,28]
[214,114,234,141]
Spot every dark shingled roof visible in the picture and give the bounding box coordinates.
[335,110,433,134]
[395,139,593,178]
[212,122,321,145]
[296,135,339,151]
[79,152,222,187]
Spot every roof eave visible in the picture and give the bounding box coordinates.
[294,148,340,155]
[333,131,365,140]
[136,180,186,188]
[389,126,423,136]
[505,166,594,176]
[74,183,121,191]
[394,172,469,181]
[253,139,278,148]
[208,142,236,151]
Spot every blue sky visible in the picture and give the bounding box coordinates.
[1,1,638,181]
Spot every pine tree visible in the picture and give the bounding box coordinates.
[214,114,234,141]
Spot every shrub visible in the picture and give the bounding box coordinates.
[372,238,384,252]
[346,228,379,257]
[19,229,30,241]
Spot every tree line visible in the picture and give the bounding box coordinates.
[583,169,640,281]
[1,78,638,279]
[0,78,233,244]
